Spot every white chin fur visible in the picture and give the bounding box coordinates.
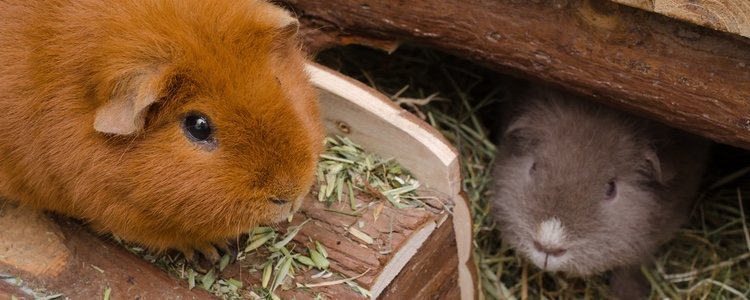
[526,217,571,272]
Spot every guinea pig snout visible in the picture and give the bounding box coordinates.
[527,217,570,271]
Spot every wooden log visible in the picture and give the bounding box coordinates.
[0,204,214,299]
[611,0,750,39]
[281,0,750,150]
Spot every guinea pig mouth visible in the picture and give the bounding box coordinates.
[527,247,569,273]
[273,206,303,224]
[270,197,290,205]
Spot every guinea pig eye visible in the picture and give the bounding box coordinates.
[182,113,213,142]
[605,179,617,200]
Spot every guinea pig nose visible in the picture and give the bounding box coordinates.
[270,197,290,205]
[533,240,567,257]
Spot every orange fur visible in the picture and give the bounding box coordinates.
[0,0,324,253]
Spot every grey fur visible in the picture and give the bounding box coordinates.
[490,87,709,298]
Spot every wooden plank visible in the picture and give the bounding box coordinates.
[306,63,475,300]
[282,0,750,151]
[378,216,459,300]
[611,0,750,38]
[222,190,450,299]
[291,197,439,292]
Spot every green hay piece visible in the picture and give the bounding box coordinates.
[102,287,112,300]
[316,136,423,210]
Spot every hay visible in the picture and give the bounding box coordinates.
[316,45,750,299]
[317,136,422,210]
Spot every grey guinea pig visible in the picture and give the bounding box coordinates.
[490,87,710,299]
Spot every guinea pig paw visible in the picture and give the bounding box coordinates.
[175,243,218,273]
[192,244,223,272]
[198,242,242,272]
[178,242,240,273]
[197,243,222,263]
[176,246,197,262]
[214,241,240,264]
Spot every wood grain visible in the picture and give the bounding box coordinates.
[292,193,442,295]
[0,205,68,277]
[612,0,750,38]
[282,0,750,150]
[222,190,451,299]
[0,204,214,300]
[378,218,459,300]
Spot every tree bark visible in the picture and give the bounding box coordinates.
[0,204,213,300]
[611,0,750,39]
[281,0,750,150]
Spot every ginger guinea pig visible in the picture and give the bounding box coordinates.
[0,0,323,259]
[490,88,709,298]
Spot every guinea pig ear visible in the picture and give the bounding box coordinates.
[94,67,169,135]
[503,124,539,155]
[644,144,664,183]
[277,14,299,38]
[271,11,300,48]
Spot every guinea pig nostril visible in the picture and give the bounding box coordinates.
[547,247,567,257]
[533,240,545,252]
[270,197,290,205]
[533,240,567,257]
